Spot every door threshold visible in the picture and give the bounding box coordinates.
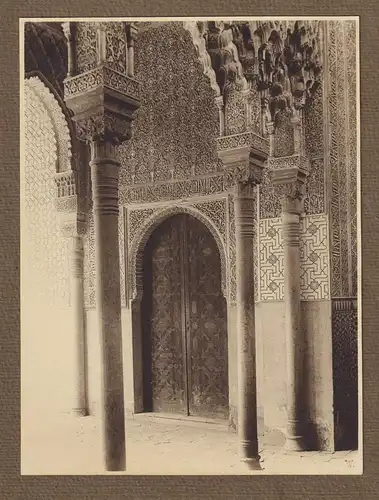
[132,412,229,430]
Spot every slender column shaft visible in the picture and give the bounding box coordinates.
[234,182,260,468]
[62,23,75,77]
[127,42,135,77]
[90,139,126,471]
[282,203,305,451]
[70,235,88,415]
[215,97,225,136]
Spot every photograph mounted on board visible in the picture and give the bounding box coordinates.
[20,17,361,475]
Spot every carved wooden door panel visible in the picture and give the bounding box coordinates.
[142,214,229,418]
[142,215,186,414]
[185,216,229,419]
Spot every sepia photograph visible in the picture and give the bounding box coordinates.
[20,17,361,475]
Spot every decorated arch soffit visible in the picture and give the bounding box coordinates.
[128,204,228,302]
[24,73,84,237]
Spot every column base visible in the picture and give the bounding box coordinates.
[105,456,126,472]
[72,408,89,417]
[284,435,305,452]
[241,456,262,471]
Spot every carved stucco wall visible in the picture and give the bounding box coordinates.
[258,20,357,306]
[76,20,358,446]
[116,22,233,307]
[81,20,357,313]
[326,20,358,449]
[113,21,357,310]
[22,78,76,415]
[118,22,222,187]
[327,20,357,300]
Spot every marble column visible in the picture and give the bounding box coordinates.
[234,179,260,469]
[127,23,137,78]
[218,135,268,470]
[70,233,88,415]
[89,139,126,471]
[64,21,141,471]
[62,22,76,77]
[272,167,307,452]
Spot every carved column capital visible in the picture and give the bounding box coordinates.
[217,131,269,195]
[74,111,133,144]
[64,22,141,145]
[126,23,138,46]
[224,162,264,188]
[279,181,306,214]
[270,155,309,214]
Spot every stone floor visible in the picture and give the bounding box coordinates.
[21,412,362,475]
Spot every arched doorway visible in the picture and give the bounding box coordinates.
[140,213,229,419]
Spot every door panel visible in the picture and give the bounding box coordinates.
[186,216,229,418]
[142,213,229,419]
[142,215,186,414]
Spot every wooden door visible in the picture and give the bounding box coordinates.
[142,214,229,418]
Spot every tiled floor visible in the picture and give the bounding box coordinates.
[21,413,362,475]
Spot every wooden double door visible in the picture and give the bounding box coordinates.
[141,214,229,419]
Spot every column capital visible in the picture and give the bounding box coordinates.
[63,20,141,145]
[217,131,269,187]
[224,162,264,189]
[126,22,138,46]
[64,64,141,144]
[270,154,309,214]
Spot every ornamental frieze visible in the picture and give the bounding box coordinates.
[119,174,235,205]
[64,66,141,101]
[217,130,270,156]
[268,153,310,172]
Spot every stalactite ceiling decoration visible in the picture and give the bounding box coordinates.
[183,20,322,113]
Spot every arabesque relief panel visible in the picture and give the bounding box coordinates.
[118,22,223,189]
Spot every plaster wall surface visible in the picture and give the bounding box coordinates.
[21,81,76,429]
[255,300,334,450]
